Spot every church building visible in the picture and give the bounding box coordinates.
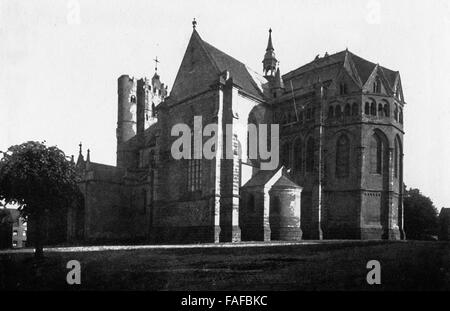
[69,23,406,243]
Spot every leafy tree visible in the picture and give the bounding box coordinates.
[404,187,439,240]
[0,141,81,257]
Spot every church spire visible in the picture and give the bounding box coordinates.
[263,28,278,78]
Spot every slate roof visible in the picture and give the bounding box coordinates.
[200,37,266,101]
[271,175,301,189]
[283,49,399,90]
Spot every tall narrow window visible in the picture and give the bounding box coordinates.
[365,102,370,115]
[187,132,202,193]
[399,108,403,124]
[394,105,399,121]
[394,138,399,178]
[336,135,350,178]
[370,134,382,174]
[378,103,383,117]
[335,105,342,118]
[294,139,303,173]
[306,137,315,173]
[344,104,351,116]
[384,104,390,117]
[328,106,334,119]
[370,102,376,116]
[352,103,358,116]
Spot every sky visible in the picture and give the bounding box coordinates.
[1,0,449,209]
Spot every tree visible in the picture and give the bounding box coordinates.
[404,187,439,240]
[0,141,81,257]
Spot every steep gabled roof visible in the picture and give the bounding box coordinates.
[282,49,399,90]
[201,39,266,100]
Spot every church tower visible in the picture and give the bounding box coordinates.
[263,29,284,98]
[262,28,278,78]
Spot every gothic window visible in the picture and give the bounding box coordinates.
[340,83,347,95]
[187,158,202,192]
[281,142,291,168]
[370,102,376,116]
[384,104,390,117]
[336,134,350,178]
[399,108,403,124]
[370,134,382,174]
[130,95,136,103]
[394,105,399,121]
[373,77,381,93]
[378,103,383,116]
[306,137,315,173]
[328,106,334,119]
[187,132,202,193]
[352,103,358,116]
[344,104,351,116]
[365,102,370,115]
[294,139,303,173]
[335,105,342,118]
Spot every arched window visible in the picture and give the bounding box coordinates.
[130,95,136,103]
[335,105,342,119]
[383,104,389,117]
[328,106,334,119]
[294,139,303,173]
[365,102,370,115]
[399,108,403,124]
[394,105,399,121]
[373,77,381,93]
[340,83,347,95]
[370,134,382,174]
[281,142,291,168]
[336,134,350,178]
[370,102,376,116]
[306,137,315,172]
[378,104,383,117]
[352,103,358,116]
[344,104,351,116]
[188,131,202,193]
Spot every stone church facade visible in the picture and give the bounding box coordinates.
[68,26,405,244]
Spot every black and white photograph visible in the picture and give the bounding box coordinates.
[0,0,449,301]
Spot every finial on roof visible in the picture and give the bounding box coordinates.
[192,18,197,29]
[79,142,82,155]
[71,155,74,163]
[86,149,91,163]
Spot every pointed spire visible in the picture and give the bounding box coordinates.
[76,142,85,168]
[263,28,278,77]
[266,28,274,51]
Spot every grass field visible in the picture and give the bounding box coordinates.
[1,240,449,291]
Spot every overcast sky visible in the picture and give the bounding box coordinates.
[1,0,449,209]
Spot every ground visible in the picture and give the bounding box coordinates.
[0,241,449,291]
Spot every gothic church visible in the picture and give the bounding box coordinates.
[69,24,406,243]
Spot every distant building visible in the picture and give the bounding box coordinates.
[439,208,450,241]
[0,209,27,249]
